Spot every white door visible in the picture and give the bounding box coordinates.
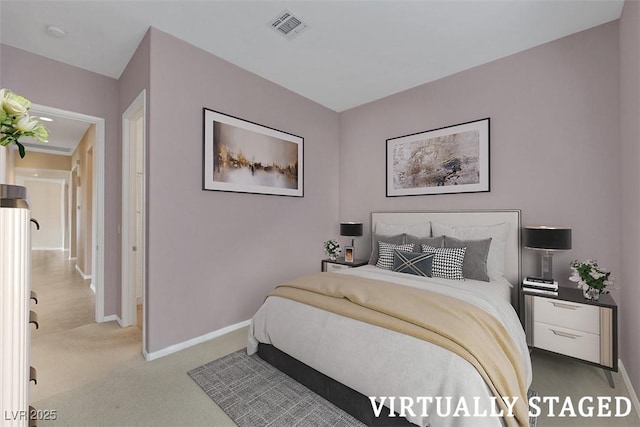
[134,117,144,304]
[121,90,146,335]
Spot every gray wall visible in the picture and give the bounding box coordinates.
[145,28,340,352]
[619,0,640,395]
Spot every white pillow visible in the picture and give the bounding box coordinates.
[431,221,510,279]
[374,221,431,238]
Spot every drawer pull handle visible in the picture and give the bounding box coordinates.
[30,366,37,385]
[550,329,581,339]
[29,311,39,329]
[550,301,579,310]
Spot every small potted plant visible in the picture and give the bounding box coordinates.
[569,259,613,301]
[323,239,341,261]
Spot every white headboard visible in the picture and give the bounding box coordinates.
[370,210,521,309]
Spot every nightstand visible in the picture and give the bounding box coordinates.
[523,286,618,387]
[321,257,368,272]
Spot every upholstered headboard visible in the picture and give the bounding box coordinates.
[370,210,521,310]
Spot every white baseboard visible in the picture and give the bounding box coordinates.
[74,264,92,280]
[102,314,120,323]
[619,359,640,417]
[144,319,251,361]
[32,247,65,251]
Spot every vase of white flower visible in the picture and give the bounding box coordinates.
[569,259,613,301]
[583,287,601,301]
[0,89,49,158]
[323,239,341,261]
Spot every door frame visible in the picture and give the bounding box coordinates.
[121,90,146,346]
[30,103,107,322]
[69,164,79,260]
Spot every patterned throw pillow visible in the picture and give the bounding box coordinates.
[421,245,466,280]
[392,249,434,277]
[368,234,404,265]
[376,242,414,270]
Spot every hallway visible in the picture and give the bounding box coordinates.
[30,250,142,402]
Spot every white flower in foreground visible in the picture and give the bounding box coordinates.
[0,89,48,158]
[15,115,39,132]
[31,124,49,142]
[2,90,30,116]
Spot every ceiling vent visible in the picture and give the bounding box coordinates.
[269,9,308,40]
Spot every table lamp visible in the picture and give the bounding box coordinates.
[340,222,363,262]
[524,226,572,280]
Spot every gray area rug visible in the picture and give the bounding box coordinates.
[189,349,365,426]
[189,349,538,427]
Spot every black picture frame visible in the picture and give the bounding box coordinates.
[203,108,304,197]
[386,118,490,197]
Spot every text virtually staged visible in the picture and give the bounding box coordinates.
[368,395,633,419]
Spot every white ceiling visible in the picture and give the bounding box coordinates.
[0,1,625,112]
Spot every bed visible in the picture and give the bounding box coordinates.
[248,210,532,427]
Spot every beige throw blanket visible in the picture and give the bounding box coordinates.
[270,272,529,427]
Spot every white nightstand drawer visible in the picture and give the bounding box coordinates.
[325,263,351,272]
[534,321,600,364]
[533,296,599,334]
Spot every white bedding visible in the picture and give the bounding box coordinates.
[248,266,532,427]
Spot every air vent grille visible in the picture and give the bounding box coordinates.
[269,9,308,40]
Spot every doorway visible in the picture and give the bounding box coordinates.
[121,90,146,349]
[29,104,106,322]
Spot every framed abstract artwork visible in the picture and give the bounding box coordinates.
[203,108,304,197]
[386,118,490,197]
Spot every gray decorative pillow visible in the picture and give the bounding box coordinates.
[368,234,404,265]
[377,242,414,270]
[393,250,434,277]
[421,245,466,280]
[443,236,492,282]
[404,235,444,252]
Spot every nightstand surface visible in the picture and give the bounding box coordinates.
[522,285,616,309]
[321,257,368,272]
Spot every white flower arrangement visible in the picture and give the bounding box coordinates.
[323,239,341,257]
[569,259,613,295]
[0,89,49,158]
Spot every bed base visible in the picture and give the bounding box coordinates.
[257,343,414,426]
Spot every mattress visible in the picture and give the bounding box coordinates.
[248,266,532,427]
